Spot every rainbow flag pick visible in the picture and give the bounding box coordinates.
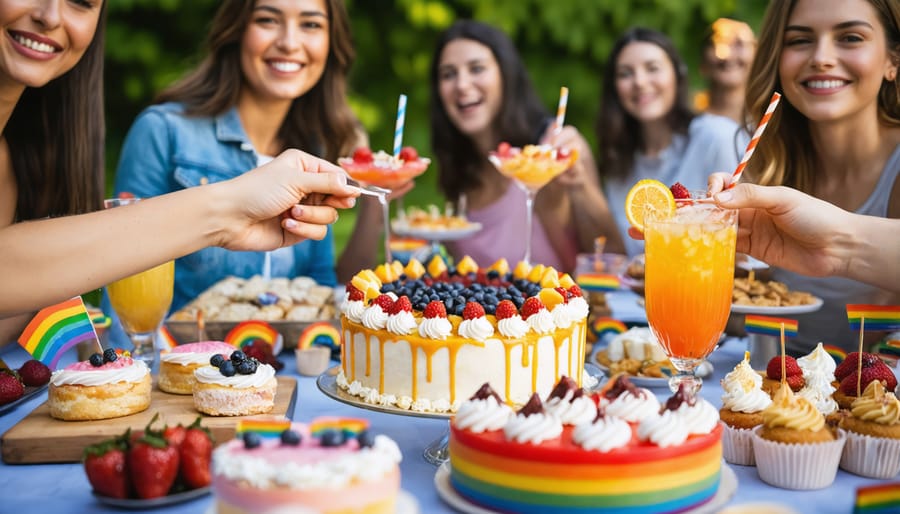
[744,315,798,338]
[847,304,900,331]
[236,417,292,439]
[298,321,341,351]
[576,273,620,293]
[157,326,178,352]
[310,417,369,438]
[855,482,900,514]
[822,344,847,365]
[591,317,627,339]
[18,297,97,369]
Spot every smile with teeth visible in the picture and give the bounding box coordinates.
[268,60,302,72]
[12,33,58,54]
[804,79,847,89]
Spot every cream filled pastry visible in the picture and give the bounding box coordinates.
[158,341,236,394]
[49,350,151,421]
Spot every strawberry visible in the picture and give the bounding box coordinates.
[243,340,284,371]
[163,424,186,449]
[835,351,881,381]
[371,294,395,312]
[839,361,898,396]
[83,430,131,499]
[495,300,518,320]
[556,148,571,161]
[346,284,364,302]
[0,373,24,405]
[462,302,485,320]
[389,296,412,315]
[520,297,545,320]
[128,414,180,499]
[497,142,511,157]
[554,287,571,303]
[398,146,419,162]
[568,284,583,298]
[18,360,51,387]
[179,417,213,489]
[766,355,802,380]
[670,182,691,200]
[423,300,447,319]
[352,147,373,164]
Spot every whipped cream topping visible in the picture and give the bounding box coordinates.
[385,311,417,335]
[503,412,562,444]
[573,415,632,452]
[194,363,276,388]
[721,357,772,413]
[497,315,529,338]
[161,342,236,365]
[638,409,689,447]
[458,316,494,341]
[418,317,452,340]
[526,309,555,335]
[673,398,719,435]
[545,394,597,426]
[605,389,660,422]
[343,300,366,324]
[797,342,837,380]
[550,303,578,329]
[566,296,590,320]
[797,373,838,415]
[51,358,149,387]
[360,305,389,330]
[454,396,514,432]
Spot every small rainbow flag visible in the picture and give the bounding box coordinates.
[744,315,798,338]
[157,326,178,352]
[310,417,369,438]
[855,482,900,514]
[847,304,900,331]
[18,297,97,369]
[298,321,341,351]
[591,317,627,339]
[823,344,847,365]
[576,273,620,293]
[236,417,292,439]
[225,320,279,348]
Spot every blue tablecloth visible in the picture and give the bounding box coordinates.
[0,291,890,513]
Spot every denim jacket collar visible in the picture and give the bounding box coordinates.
[214,107,251,146]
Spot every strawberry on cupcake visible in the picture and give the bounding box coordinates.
[762,355,804,397]
[833,351,898,410]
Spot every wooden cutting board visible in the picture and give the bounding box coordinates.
[1,376,297,464]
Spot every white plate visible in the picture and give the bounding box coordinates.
[593,360,714,388]
[204,489,418,514]
[94,486,210,509]
[731,296,823,315]
[391,221,483,242]
[434,462,736,514]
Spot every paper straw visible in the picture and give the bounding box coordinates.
[730,91,781,187]
[393,94,407,157]
[554,86,569,134]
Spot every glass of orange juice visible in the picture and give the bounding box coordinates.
[643,195,737,394]
[104,198,174,368]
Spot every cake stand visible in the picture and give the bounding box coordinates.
[390,221,483,263]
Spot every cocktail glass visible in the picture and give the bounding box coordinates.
[104,198,174,369]
[338,151,429,262]
[488,145,577,264]
[643,195,737,394]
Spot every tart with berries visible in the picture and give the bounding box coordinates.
[158,341,237,394]
[338,146,430,190]
[48,349,151,421]
[192,350,277,416]
[338,255,590,413]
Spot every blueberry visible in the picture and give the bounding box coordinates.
[473,292,485,302]
[103,348,118,363]
[444,298,455,311]
[219,360,236,377]
[453,304,465,316]
[513,297,524,309]
[236,360,255,375]
[485,304,497,315]
[470,283,483,292]
[487,270,500,280]
[243,432,262,449]
[399,274,408,281]
[230,350,246,363]
[381,283,395,293]
[429,293,440,302]
[280,430,302,446]
[256,291,278,306]
[210,354,226,367]
[89,353,104,367]
[357,430,376,449]
[319,429,346,447]
[500,293,512,301]
[415,302,428,312]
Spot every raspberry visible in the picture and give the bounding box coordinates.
[670,182,691,200]
[346,284,364,302]
[423,300,447,319]
[497,142,511,157]
[520,297,545,320]
[835,351,881,381]
[352,147,373,164]
[495,300,518,320]
[766,355,802,380]
[398,146,418,162]
[0,373,24,405]
[17,360,50,387]
[554,287,571,303]
[839,361,898,396]
[371,294,394,312]
[390,296,412,315]
[462,302,485,320]
[568,284,583,298]
[785,374,805,391]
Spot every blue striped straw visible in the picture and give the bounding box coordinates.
[393,94,407,157]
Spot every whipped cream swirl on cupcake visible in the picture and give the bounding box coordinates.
[721,355,772,413]
[573,410,632,452]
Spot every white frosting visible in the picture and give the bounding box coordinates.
[336,370,458,413]
[503,412,563,444]
[567,296,590,320]
[608,327,667,362]
[458,317,494,341]
[798,373,839,415]
[360,305,389,330]
[605,389,660,422]
[545,394,597,426]
[550,303,577,329]
[526,309,555,334]
[637,409,689,447]
[673,399,720,435]
[454,396,514,432]
[497,315,529,338]
[385,311,417,335]
[343,300,366,324]
[797,342,837,380]
[194,363,276,388]
[161,350,229,366]
[50,360,149,387]
[721,358,772,413]
[573,415,632,452]
[418,317,452,340]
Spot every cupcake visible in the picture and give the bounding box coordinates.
[752,382,846,489]
[795,343,839,418]
[838,380,900,478]
[719,353,772,465]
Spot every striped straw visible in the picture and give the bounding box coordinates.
[730,91,781,187]
[393,94,407,157]
[554,86,569,134]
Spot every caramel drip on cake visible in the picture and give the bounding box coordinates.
[379,337,386,392]
[365,336,371,377]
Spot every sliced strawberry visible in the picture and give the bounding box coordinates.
[398,146,418,162]
[766,355,802,380]
[423,300,447,319]
[462,302,485,320]
[390,296,412,315]
[670,182,691,200]
[346,284,364,302]
[371,294,395,312]
[554,287,571,303]
[495,300,518,320]
[520,297,545,320]
[567,284,583,298]
[352,147,374,164]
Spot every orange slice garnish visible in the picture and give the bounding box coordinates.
[624,179,676,232]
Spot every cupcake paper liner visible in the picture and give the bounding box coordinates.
[840,430,900,479]
[722,424,756,466]
[751,427,846,490]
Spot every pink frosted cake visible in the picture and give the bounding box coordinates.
[158,341,237,394]
[211,419,402,514]
[48,351,151,420]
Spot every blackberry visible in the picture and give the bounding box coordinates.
[219,360,236,377]
[89,353,104,367]
[319,429,346,447]
[280,430,302,446]
[243,432,262,449]
[210,354,226,367]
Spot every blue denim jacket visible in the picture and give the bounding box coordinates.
[112,102,337,312]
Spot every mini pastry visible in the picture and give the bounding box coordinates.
[49,349,151,421]
[158,341,236,394]
[193,350,277,416]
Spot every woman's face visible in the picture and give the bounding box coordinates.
[0,0,101,89]
[437,38,503,141]
[614,41,678,125]
[240,0,330,104]
[702,37,755,90]
[779,0,898,124]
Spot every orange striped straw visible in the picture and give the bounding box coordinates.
[729,91,781,188]
[554,86,569,135]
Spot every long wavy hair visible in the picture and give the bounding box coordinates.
[745,0,900,191]
[7,3,107,221]
[596,27,694,181]
[156,0,359,161]
[429,20,548,202]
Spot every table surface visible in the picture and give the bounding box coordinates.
[0,291,891,514]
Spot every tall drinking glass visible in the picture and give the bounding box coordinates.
[643,196,737,394]
[104,198,174,368]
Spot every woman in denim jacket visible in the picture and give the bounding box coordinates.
[114,0,392,312]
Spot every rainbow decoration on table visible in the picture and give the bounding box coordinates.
[744,314,798,338]
[298,321,341,355]
[591,317,627,339]
[576,273,620,293]
[17,297,98,369]
[310,417,369,438]
[226,320,279,347]
[822,344,847,365]
[235,417,292,439]
[847,304,900,331]
[855,482,900,514]
[156,325,178,352]
[90,313,111,331]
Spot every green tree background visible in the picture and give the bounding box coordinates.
[104,0,767,257]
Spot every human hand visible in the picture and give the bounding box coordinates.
[541,125,589,187]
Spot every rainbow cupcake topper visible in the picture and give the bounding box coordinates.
[847,304,900,332]
[297,321,341,354]
[226,320,283,354]
[236,417,292,439]
[576,273,620,293]
[309,417,369,438]
[744,315,798,338]
[822,344,847,365]
[591,317,627,339]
